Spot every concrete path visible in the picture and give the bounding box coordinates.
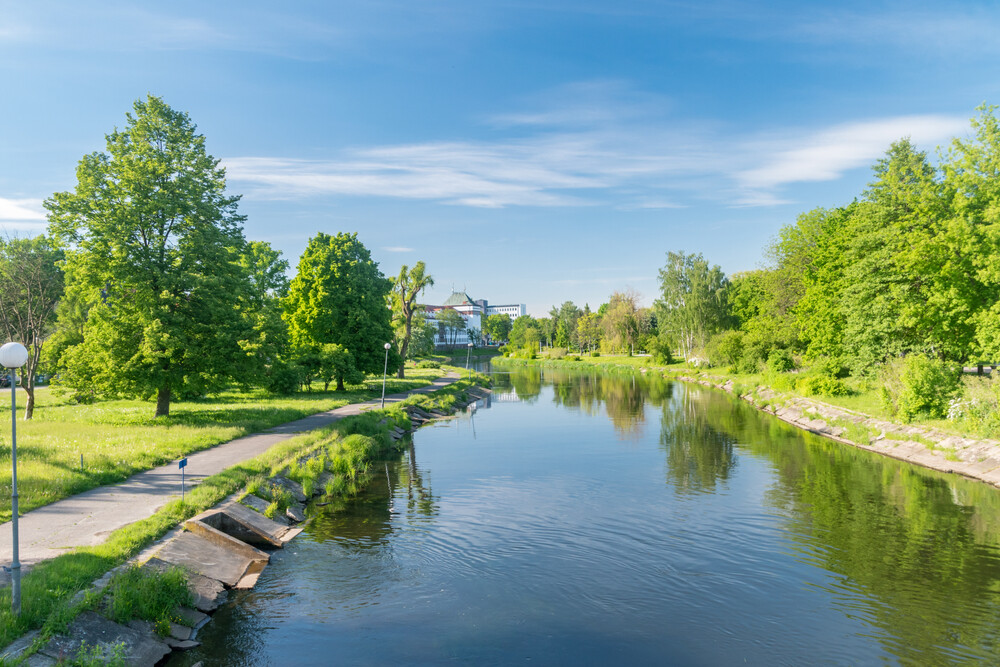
[0,372,460,567]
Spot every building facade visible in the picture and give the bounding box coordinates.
[423,292,526,347]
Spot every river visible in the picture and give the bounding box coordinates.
[169,365,1000,665]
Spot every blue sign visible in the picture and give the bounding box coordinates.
[178,458,187,469]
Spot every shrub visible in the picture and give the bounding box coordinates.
[416,360,440,369]
[706,330,744,369]
[879,355,961,422]
[798,374,851,397]
[735,354,762,375]
[814,357,849,379]
[549,347,567,359]
[767,349,795,373]
[647,334,674,365]
[266,361,300,395]
[947,375,1000,436]
[591,351,600,357]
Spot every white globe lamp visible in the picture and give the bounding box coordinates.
[0,342,28,369]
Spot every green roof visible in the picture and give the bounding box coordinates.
[442,291,473,306]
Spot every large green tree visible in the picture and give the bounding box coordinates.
[236,240,292,384]
[46,96,253,417]
[654,253,729,361]
[0,236,64,419]
[283,232,397,386]
[942,106,1000,363]
[391,261,434,378]
[482,313,513,345]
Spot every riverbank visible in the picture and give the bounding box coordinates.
[493,356,1000,489]
[0,371,490,661]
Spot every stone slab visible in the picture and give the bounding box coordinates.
[169,622,192,641]
[182,518,271,563]
[142,557,227,612]
[150,531,261,588]
[38,611,170,666]
[173,606,210,630]
[193,501,294,548]
[0,628,40,661]
[224,500,296,542]
[272,476,307,503]
[241,494,271,515]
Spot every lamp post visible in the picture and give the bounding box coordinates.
[466,342,473,377]
[381,342,391,408]
[0,342,28,615]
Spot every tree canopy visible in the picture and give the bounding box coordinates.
[283,232,397,386]
[45,95,254,417]
[391,261,434,377]
[0,235,64,418]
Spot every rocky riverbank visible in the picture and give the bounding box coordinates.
[667,370,1000,488]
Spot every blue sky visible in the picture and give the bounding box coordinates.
[2,1,999,314]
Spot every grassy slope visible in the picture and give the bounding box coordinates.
[0,370,443,522]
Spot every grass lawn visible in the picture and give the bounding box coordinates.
[0,369,444,522]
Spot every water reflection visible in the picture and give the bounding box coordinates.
[171,365,1000,666]
[749,435,1000,664]
[658,385,738,494]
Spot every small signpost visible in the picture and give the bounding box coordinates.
[179,458,188,501]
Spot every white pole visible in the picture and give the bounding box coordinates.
[9,369,19,615]
[381,342,391,408]
[0,342,28,617]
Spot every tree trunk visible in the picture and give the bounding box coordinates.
[336,376,345,391]
[23,385,34,421]
[155,386,171,418]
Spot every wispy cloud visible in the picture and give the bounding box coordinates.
[383,246,414,253]
[0,198,45,221]
[225,98,967,211]
[0,198,47,234]
[733,115,966,205]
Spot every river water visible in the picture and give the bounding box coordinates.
[170,366,1000,665]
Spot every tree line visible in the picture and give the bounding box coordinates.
[1,96,438,419]
[503,106,1000,425]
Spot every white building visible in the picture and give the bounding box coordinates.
[423,292,526,348]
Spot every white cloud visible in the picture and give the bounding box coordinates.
[733,115,967,205]
[0,198,46,221]
[223,82,969,211]
[383,246,414,253]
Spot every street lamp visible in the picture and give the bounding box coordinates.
[0,341,28,615]
[466,342,473,377]
[381,342,391,408]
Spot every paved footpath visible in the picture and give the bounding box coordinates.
[0,372,460,567]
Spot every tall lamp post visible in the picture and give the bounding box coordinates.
[466,342,473,377]
[381,342,391,408]
[0,342,28,615]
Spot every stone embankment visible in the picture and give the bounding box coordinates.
[668,370,1000,488]
[1,390,491,666]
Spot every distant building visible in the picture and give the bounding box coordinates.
[423,291,526,347]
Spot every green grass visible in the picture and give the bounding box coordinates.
[0,374,488,655]
[103,565,193,635]
[0,370,444,523]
